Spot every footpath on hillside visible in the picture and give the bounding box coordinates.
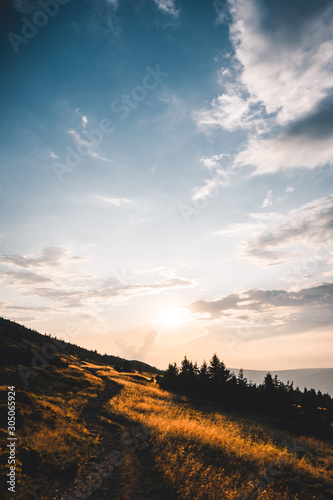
[57,367,179,500]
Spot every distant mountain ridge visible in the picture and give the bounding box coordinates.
[229,367,333,396]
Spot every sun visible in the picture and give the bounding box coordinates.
[158,307,184,326]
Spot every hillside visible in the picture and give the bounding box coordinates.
[0,318,332,499]
[0,317,160,377]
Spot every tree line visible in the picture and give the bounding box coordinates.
[158,354,333,439]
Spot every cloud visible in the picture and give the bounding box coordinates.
[88,194,130,207]
[186,282,333,321]
[0,246,194,314]
[228,0,333,125]
[0,271,53,285]
[195,0,333,175]
[210,196,333,271]
[0,247,78,269]
[85,0,122,44]
[235,99,333,175]
[244,195,333,265]
[194,85,267,133]
[5,305,53,312]
[192,155,231,201]
[115,330,159,361]
[82,115,88,128]
[210,221,265,237]
[261,190,273,208]
[153,0,180,17]
[156,94,188,135]
[0,302,55,325]
[68,129,111,163]
[16,276,194,310]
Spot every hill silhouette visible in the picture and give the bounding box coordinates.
[0,316,160,384]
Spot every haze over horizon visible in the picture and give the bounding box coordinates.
[1,0,333,371]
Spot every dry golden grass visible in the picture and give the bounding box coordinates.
[1,360,332,499]
[0,360,105,499]
[105,372,333,500]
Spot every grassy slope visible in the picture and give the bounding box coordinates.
[0,319,332,499]
[106,372,333,500]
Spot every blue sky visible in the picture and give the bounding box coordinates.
[1,0,333,370]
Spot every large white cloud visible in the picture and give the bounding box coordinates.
[235,129,333,175]
[235,100,333,175]
[228,0,333,125]
[196,0,333,175]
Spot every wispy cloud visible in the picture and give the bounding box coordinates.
[209,221,265,237]
[88,194,130,207]
[153,0,180,17]
[0,247,194,313]
[106,0,119,7]
[0,270,53,285]
[87,0,122,41]
[261,190,273,208]
[194,83,267,133]
[0,247,81,269]
[192,154,231,201]
[210,196,333,270]
[68,129,112,162]
[115,330,159,361]
[244,195,333,265]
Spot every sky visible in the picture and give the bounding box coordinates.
[1,0,333,370]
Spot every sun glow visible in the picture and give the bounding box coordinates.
[157,307,185,326]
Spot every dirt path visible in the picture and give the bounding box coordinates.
[56,369,179,500]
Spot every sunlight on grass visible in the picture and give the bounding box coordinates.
[1,359,332,499]
[106,372,333,499]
